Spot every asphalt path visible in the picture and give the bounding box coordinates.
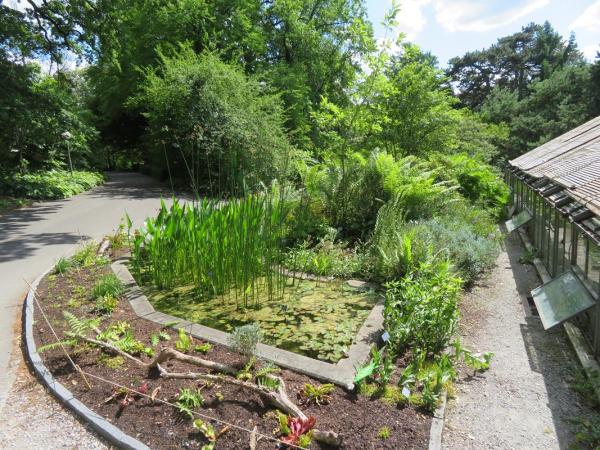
[0,172,172,413]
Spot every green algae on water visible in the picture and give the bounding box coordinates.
[143,277,381,363]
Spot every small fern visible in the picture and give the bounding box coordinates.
[37,339,77,353]
[64,311,101,337]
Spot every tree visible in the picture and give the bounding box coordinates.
[0,5,97,172]
[448,22,584,109]
[133,46,292,194]
[482,65,594,158]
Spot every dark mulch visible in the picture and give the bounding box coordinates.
[31,253,431,450]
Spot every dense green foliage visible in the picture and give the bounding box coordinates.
[3,0,555,413]
[384,260,461,355]
[133,48,292,193]
[448,21,600,159]
[0,170,103,200]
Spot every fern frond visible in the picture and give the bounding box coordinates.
[37,339,77,353]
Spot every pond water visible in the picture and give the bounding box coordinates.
[142,277,381,362]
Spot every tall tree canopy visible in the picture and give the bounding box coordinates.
[447,22,583,109]
[448,21,600,160]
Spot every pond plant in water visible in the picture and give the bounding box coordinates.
[128,194,288,308]
[128,193,381,362]
[144,278,381,362]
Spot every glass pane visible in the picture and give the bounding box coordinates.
[547,208,556,272]
[564,221,573,266]
[506,210,533,233]
[576,231,587,277]
[588,243,600,293]
[531,271,596,330]
[557,216,566,274]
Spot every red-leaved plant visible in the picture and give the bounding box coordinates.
[281,416,316,445]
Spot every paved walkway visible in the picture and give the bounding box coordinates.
[0,172,171,446]
[443,233,593,449]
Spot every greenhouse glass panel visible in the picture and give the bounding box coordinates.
[576,231,588,277]
[588,243,600,292]
[531,271,596,330]
[506,210,533,233]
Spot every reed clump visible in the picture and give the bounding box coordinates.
[128,194,287,308]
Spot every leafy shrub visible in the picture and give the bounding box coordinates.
[370,197,434,281]
[418,217,500,283]
[284,231,367,278]
[228,323,262,358]
[0,170,104,200]
[371,197,500,283]
[134,46,292,193]
[431,153,509,218]
[303,150,458,239]
[92,274,124,298]
[384,260,462,355]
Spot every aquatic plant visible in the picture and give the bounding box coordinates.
[128,192,289,308]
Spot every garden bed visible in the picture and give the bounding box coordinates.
[30,246,432,449]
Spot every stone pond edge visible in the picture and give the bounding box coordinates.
[23,265,150,450]
[110,257,385,390]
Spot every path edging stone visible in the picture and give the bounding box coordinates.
[23,266,150,450]
[428,390,448,450]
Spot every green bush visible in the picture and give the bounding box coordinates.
[371,195,500,283]
[384,260,462,355]
[303,150,457,239]
[284,232,367,279]
[134,46,292,194]
[0,170,104,200]
[92,274,124,298]
[431,153,509,218]
[419,217,500,283]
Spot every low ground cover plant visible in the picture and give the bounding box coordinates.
[0,170,104,200]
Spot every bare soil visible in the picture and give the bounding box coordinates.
[32,255,431,449]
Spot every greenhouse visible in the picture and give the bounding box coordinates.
[506,115,600,356]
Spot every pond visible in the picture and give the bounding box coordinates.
[141,277,381,363]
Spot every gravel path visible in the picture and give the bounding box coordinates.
[0,333,107,449]
[443,233,593,449]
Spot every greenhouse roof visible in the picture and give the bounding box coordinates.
[510,115,600,216]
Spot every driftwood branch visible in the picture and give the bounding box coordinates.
[83,336,341,445]
[157,365,341,446]
[81,338,236,375]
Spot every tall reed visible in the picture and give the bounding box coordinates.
[128,193,288,308]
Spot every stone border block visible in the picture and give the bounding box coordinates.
[23,266,150,450]
[111,258,384,390]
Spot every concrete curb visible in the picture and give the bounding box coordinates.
[23,266,150,450]
[111,258,384,390]
[428,390,448,450]
[517,228,600,405]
